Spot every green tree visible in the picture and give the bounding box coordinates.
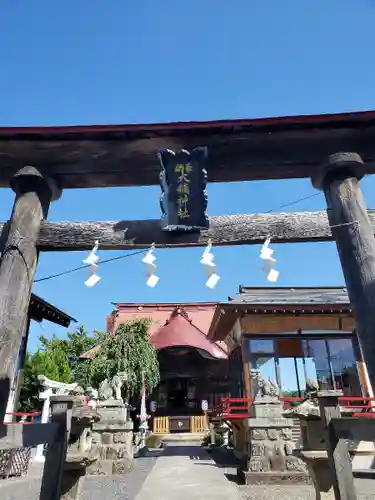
[18,321,159,412]
[19,344,71,412]
[19,326,101,412]
[89,319,160,397]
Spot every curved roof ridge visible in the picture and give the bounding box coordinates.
[152,306,227,357]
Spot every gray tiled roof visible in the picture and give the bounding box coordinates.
[229,287,350,306]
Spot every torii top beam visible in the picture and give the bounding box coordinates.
[1,110,375,188]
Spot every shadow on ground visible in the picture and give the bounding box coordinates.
[204,446,243,484]
[153,444,243,484]
[161,444,208,459]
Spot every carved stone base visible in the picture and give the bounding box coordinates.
[243,401,308,482]
[87,421,133,475]
[96,400,127,422]
[86,456,133,475]
[247,414,306,473]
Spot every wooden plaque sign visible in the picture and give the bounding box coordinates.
[158,147,209,231]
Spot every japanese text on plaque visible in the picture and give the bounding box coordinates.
[175,162,193,219]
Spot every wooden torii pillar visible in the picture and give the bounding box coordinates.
[0,166,61,420]
[312,152,375,393]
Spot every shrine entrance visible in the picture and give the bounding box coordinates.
[1,110,375,453]
[167,378,188,411]
[150,345,230,434]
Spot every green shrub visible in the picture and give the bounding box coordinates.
[146,434,162,449]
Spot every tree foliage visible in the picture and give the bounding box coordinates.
[19,326,101,412]
[19,343,71,412]
[89,319,160,397]
[18,320,160,411]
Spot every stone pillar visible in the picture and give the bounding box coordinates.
[240,397,308,484]
[34,388,53,462]
[88,399,134,475]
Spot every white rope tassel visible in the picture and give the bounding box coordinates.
[141,244,159,287]
[83,240,101,287]
[200,241,220,289]
[260,238,279,283]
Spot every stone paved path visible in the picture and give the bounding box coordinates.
[0,445,374,500]
[135,444,242,500]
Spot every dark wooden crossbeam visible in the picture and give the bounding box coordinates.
[1,110,375,187]
[1,210,374,250]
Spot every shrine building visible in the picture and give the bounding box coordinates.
[208,286,370,400]
[82,302,231,434]
[81,287,372,437]
[207,285,372,457]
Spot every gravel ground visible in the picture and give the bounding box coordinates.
[239,479,375,500]
[207,448,375,500]
[82,455,158,500]
[0,454,158,500]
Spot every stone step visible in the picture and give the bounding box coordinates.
[161,432,207,444]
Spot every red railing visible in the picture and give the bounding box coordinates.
[4,412,41,424]
[215,396,375,419]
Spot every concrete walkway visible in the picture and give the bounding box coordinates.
[135,445,242,500]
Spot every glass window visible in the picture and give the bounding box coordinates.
[246,335,362,400]
[328,338,356,363]
[327,338,361,395]
[278,358,300,397]
[249,339,274,354]
[302,339,333,390]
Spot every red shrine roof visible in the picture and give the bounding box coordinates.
[151,308,227,360]
[81,302,227,359]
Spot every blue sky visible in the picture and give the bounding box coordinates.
[1,1,375,352]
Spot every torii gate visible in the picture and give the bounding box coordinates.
[1,110,375,420]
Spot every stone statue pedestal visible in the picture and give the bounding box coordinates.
[96,399,128,423]
[87,399,134,475]
[239,398,309,484]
